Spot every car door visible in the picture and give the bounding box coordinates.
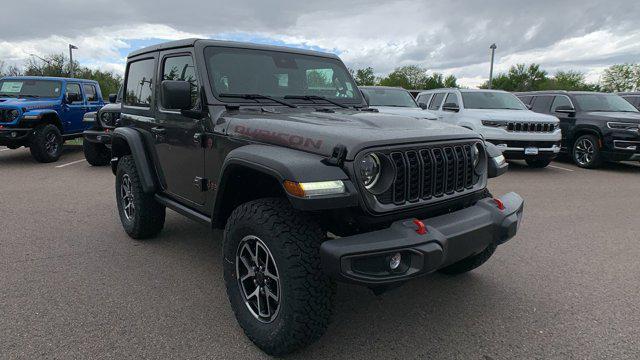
[62,82,86,133]
[550,95,576,146]
[82,83,102,131]
[153,51,206,206]
[428,92,446,122]
[440,92,460,124]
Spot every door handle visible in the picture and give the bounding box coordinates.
[151,126,166,135]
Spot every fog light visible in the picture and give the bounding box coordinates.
[389,253,402,270]
[11,132,17,138]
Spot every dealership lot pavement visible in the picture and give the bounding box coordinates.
[1,145,639,359]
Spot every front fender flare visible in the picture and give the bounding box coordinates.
[216,144,358,211]
[111,127,157,193]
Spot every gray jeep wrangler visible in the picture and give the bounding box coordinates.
[109,38,523,356]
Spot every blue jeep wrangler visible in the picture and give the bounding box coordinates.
[0,76,105,163]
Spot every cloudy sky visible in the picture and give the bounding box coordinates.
[1,0,639,87]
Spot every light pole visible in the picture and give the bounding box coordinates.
[488,43,497,89]
[69,44,78,77]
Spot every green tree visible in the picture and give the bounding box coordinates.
[540,70,600,91]
[354,67,376,86]
[23,53,122,97]
[443,74,459,88]
[601,64,640,92]
[480,63,547,91]
[378,65,428,89]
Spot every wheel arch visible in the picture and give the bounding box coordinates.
[111,127,157,193]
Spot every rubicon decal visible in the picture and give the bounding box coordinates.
[233,125,323,149]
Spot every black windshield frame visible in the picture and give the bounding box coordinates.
[203,46,364,106]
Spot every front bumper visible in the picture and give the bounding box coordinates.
[83,129,112,144]
[320,192,524,286]
[0,127,32,144]
[487,140,561,159]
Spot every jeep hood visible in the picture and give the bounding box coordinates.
[0,98,59,110]
[465,109,559,123]
[221,107,480,160]
[370,106,438,120]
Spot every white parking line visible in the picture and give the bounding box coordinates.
[549,164,575,172]
[55,159,86,168]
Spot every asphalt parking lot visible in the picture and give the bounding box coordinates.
[1,145,639,359]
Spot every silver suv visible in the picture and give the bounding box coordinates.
[416,89,562,168]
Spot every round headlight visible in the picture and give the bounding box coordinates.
[100,112,114,126]
[360,153,381,189]
[472,143,482,168]
[7,109,20,122]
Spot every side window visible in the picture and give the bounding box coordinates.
[417,94,432,106]
[531,95,554,113]
[125,58,155,107]
[65,83,82,102]
[429,93,445,110]
[518,95,533,105]
[162,55,199,108]
[551,96,572,112]
[83,84,97,102]
[444,92,459,106]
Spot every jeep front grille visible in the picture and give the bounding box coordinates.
[376,143,479,206]
[506,122,556,132]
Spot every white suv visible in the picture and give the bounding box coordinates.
[416,89,562,168]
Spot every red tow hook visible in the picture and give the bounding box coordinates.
[493,198,505,211]
[412,219,428,235]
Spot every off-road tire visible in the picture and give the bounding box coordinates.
[83,140,111,166]
[525,157,552,168]
[439,243,497,275]
[223,198,334,356]
[572,134,603,169]
[115,155,165,239]
[29,124,63,163]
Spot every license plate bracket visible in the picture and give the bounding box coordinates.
[525,147,539,155]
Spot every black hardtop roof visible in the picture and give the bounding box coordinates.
[360,86,409,91]
[128,38,341,60]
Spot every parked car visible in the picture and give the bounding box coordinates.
[619,92,640,110]
[360,86,437,119]
[109,38,523,356]
[82,86,122,166]
[416,89,562,168]
[516,91,640,168]
[0,76,104,162]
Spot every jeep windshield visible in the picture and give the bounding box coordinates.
[360,88,418,107]
[0,79,62,98]
[462,91,527,110]
[573,94,639,112]
[204,47,362,106]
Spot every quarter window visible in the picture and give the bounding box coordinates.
[125,58,155,107]
[83,84,97,102]
[162,55,200,108]
[429,93,445,110]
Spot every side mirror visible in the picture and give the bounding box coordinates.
[554,105,576,114]
[82,111,97,123]
[419,102,428,110]
[108,93,118,103]
[485,142,508,178]
[442,102,460,112]
[65,92,82,104]
[161,80,192,110]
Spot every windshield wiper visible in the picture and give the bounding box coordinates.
[0,93,17,98]
[283,95,348,108]
[219,93,297,108]
[19,94,38,98]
